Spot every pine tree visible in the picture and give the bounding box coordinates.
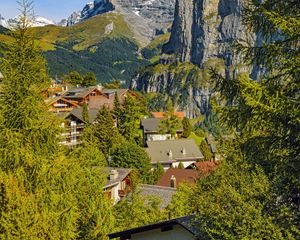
[118,94,145,144]
[158,100,181,138]
[82,102,89,124]
[0,2,114,238]
[113,93,121,125]
[94,106,119,156]
[110,142,152,183]
[182,117,193,138]
[82,72,97,87]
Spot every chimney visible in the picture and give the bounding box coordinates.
[170,175,177,188]
[97,84,103,92]
[168,150,173,159]
[181,148,186,156]
[109,169,118,180]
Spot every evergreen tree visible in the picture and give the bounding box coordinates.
[82,102,89,124]
[149,162,164,184]
[0,2,114,238]
[178,162,185,169]
[82,72,97,87]
[63,71,83,86]
[113,93,121,125]
[199,140,212,161]
[118,94,146,144]
[158,100,181,138]
[93,106,119,156]
[182,117,193,138]
[110,142,152,183]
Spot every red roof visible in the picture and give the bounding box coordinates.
[151,112,185,120]
[156,169,200,188]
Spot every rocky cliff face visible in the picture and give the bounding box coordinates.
[66,0,175,44]
[134,0,255,117]
[164,0,255,67]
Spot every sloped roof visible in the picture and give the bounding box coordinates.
[145,139,204,164]
[156,169,200,188]
[138,184,176,209]
[101,167,132,189]
[63,86,100,99]
[108,215,201,239]
[67,107,99,124]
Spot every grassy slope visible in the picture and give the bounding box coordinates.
[0,13,150,84]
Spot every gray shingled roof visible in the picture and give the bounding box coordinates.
[63,87,97,99]
[67,107,99,124]
[138,184,176,209]
[95,167,132,189]
[141,118,183,133]
[101,167,132,189]
[145,139,204,164]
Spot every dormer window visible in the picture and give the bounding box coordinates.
[181,148,186,155]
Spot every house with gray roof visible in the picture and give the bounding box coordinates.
[101,167,133,204]
[145,139,204,170]
[141,118,183,144]
[137,184,176,209]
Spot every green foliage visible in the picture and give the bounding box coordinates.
[44,38,149,84]
[113,93,121,125]
[93,106,120,156]
[63,71,97,87]
[103,80,121,89]
[110,142,152,183]
[83,72,97,87]
[0,3,114,238]
[158,100,181,138]
[182,117,193,138]
[114,192,167,232]
[178,162,185,169]
[82,102,89,123]
[118,94,147,144]
[199,140,212,161]
[63,71,83,86]
[149,162,164,184]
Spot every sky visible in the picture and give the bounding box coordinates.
[0,0,89,22]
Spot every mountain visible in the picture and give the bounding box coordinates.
[0,14,9,28]
[0,13,153,83]
[66,0,175,44]
[133,0,256,119]
[0,14,56,28]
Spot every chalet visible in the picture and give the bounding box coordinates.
[151,112,185,120]
[108,215,201,240]
[145,139,204,170]
[156,169,200,188]
[63,86,103,105]
[59,108,99,147]
[102,167,133,204]
[205,135,221,160]
[46,97,79,113]
[137,184,176,209]
[141,118,183,143]
[89,89,129,110]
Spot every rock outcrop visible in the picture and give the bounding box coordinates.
[133,0,256,117]
[66,0,175,44]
